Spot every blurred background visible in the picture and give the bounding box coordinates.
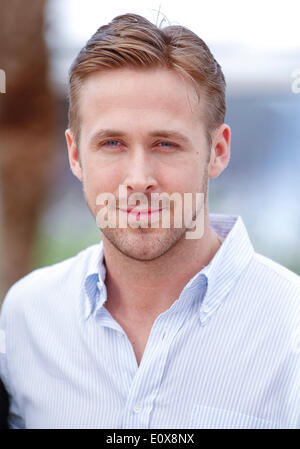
[0,0,299,303]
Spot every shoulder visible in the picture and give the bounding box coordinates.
[0,243,101,319]
[245,252,300,311]
[252,252,300,288]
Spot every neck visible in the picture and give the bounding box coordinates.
[101,211,222,320]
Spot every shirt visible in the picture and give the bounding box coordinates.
[0,214,299,429]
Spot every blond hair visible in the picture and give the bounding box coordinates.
[68,13,226,147]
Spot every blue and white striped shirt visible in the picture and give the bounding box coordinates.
[0,214,300,429]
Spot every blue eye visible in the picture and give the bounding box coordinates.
[157,141,178,151]
[103,140,120,146]
[99,140,178,151]
[159,142,173,146]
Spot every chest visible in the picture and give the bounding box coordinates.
[12,306,293,429]
[119,322,153,366]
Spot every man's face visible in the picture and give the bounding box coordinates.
[67,67,213,261]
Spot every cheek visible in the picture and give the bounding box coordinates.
[83,161,122,196]
[166,159,207,192]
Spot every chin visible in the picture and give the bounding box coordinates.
[101,226,186,261]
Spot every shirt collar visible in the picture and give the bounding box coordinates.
[83,214,254,323]
[83,241,107,320]
[198,214,255,325]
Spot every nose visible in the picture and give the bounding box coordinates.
[122,147,158,194]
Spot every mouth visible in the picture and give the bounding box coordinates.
[117,207,165,222]
[118,207,163,216]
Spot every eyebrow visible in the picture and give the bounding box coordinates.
[89,129,192,146]
[149,130,191,145]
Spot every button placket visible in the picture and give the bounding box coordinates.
[121,319,168,427]
[122,306,194,428]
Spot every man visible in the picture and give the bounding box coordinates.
[0,13,299,429]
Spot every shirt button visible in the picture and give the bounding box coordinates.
[117,332,123,337]
[133,403,142,413]
[97,282,102,290]
[161,331,166,340]
[202,304,209,313]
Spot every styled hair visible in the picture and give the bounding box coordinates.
[68,13,226,147]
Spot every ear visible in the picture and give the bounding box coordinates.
[65,129,83,182]
[208,124,231,178]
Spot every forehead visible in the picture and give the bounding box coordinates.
[78,67,205,133]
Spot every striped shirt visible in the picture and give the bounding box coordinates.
[0,214,299,429]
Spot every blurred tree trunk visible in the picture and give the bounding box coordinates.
[0,0,56,303]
